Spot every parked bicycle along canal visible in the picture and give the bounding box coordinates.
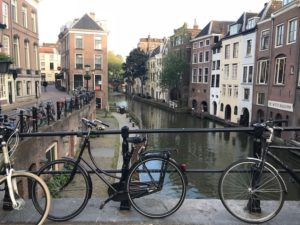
[110,93,300,200]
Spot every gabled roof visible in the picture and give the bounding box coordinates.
[195,20,234,39]
[259,0,283,21]
[72,14,103,31]
[149,46,161,58]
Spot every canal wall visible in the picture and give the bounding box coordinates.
[12,100,96,171]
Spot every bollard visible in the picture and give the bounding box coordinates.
[132,122,135,127]
[32,106,38,132]
[57,101,61,120]
[46,103,51,125]
[119,126,131,210]
[19,110,24,133]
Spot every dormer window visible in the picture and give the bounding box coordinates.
[247,18,255,30]
[229,24,240,35]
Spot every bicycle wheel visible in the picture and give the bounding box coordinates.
[127,156,187,218]
[0,171,51,225]
[33,159,91,221]
[219,158,286,223]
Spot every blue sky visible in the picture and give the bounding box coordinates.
[38,0,266,59]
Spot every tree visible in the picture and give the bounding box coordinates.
[123,48,148,94]
[161,51,188,91]
[108,51,124,91]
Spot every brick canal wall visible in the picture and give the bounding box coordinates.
[12,100,96,172]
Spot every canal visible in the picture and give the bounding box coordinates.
[111,93,300,200]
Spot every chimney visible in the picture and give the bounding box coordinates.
[89,12,95,20]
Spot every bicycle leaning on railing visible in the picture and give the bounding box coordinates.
[218,120,300,223]
[33,118,187,221]
[0,120,51,225]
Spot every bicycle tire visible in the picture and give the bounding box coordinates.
[127,156,187,218]
[33,159,92,221]
[218,158,286,223]
[0,171,51,225]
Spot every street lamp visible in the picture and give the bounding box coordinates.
[84,64,91,91]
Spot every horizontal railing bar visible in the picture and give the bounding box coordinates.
[18,126,300,137]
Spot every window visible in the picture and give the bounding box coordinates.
[50,62,54,70]
[257,93,265,105]
[283,0,293,6]
[94,36,102,50]
[13,36,20,67]
[211,75,215,87]
[247,18,255,30]
[34,45,38,70]
[16,81,22,96]
[75,36,83,49]
[274,57,286,85]
[234,85,238,98]
[199,52,203,62]
[95,54,102,70]
[2,2,9,28]
[22,5,28,28]
[260,30,270,50]
[2,35,10,55]
[225,44,230,59]
[287,19,297,44]
[75,54,83,69]
[230,24,240,35]
[257,60,269,84]
[212,61,216,70]
[246,39,252,56]
[275,24,284,47]
[224,64,229,80]
[234,106,238,115]
[192,68,197,83]
[74,74,83,89]
[31,12,37,33]
[215,74,220,87]
[0,76,5,99]
[193,53,198,63]
[11,0,17,22]
[205,51,209,62]
[193,42,198,49]
[26,81,31,95]
[24,41,30,69]
[40,61,45,70]
[220,103,224,111]
[228,85,232,97]
[233,42,239,58]
[199,41,203,47]
[243,66,253,83]
[244,88,250,100]
[232,64,237,80]
[216,60,220,70]
[222,85,226,96]
[204,68,208,83]
[95,75,102,90]
[205,39,210,46]
[198,68,202,83]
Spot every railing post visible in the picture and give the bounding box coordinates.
[19,110,24,133]
[57,101,61,120]
[46,103,51,125]
[120,125,131,210]
[32,106,38,132]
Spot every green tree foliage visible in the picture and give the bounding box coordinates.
[123,48,148,83]
[161,52,188,89]
[108,51,124,81]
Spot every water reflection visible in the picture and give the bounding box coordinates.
[110,94,299,200]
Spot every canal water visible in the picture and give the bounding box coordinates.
[111,94,300,200]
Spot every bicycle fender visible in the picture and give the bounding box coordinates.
[247,157,287,192]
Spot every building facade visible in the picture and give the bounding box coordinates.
[0,0,40,107]
[58,13,108,109]
[189,21,232,115]
[39,43,60,83]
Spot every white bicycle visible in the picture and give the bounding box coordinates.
[0,122,51,225]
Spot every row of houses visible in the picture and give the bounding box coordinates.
[0,0,108,110]
[133,0,300,128]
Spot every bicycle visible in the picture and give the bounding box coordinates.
[218,120,300,223]
[0,120,51,225]
[33,118,187,221]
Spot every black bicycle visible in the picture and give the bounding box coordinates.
[219,120,300,223]
[33,118,187,221]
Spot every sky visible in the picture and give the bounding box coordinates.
[38,0,266,59]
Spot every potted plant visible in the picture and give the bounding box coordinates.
[0,52,13,74]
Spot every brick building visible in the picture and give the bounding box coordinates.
[58,12,108,109]
[0,0,40,107]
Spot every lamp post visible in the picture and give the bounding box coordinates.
[84,64,91,91]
